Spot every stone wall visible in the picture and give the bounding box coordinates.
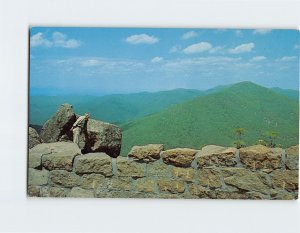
[28,143,299,200]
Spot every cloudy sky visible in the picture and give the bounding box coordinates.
[30,27,299,96]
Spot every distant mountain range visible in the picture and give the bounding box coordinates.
[29,82,299,155]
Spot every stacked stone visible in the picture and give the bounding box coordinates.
[28,142,298,200]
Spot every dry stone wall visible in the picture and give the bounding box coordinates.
[28,143,299,200]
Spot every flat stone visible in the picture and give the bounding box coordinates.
[41,142,81,171]
[117,157,146,178]
[199,168,222,188]
[285,145,299,170]
[157,179,185,193]
[272,170,298,191]
[188,184,215,198]
[197,145,237,168]
[147,162,171,177]
[28,143,52,169]
[128,144,163,162]
[28,168,49,186]
[171,167,196,182]
[50,170,81,188]
[162,148,197,167]
[239,145,282,170]
[27,186,40,197]
[50,187,66,197]
[107,177,133,191]
[222,168,270,194]
[69,187,94,198]
[81,173,106,189]
[270,189,296,200]
[75,153,113,176]
[215,190,248,199]
[136,178,157,193]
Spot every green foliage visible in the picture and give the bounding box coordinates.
[263,130,279,148]
[30,89,204,125]
[120,82,299,155]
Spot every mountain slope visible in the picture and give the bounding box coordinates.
[121,81,299,155]
[30,89,204,125]
[271,87,299,100]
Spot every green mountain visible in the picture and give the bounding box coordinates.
[271,87,299,100]
[30,89,204,125]
[121,81,299,155]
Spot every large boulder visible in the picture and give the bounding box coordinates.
[40,103,76,143]
[78,119,122,158]
[28,127,40,149]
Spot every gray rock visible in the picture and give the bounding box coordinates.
[28,127,40,149]
[79,119,122,158]
[128,144,163,162]
[41,142,81,171]
[40,103,76,143]
[28,168,49,186]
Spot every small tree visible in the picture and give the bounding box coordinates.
[263,130,278,148]
[233,127,246,148]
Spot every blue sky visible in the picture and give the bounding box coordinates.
[30,27,299,96]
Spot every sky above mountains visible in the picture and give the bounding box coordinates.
[30,27,299,95]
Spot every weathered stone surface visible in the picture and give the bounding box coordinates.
[188,184,215,198]
[285,145,299,170]
[272,170,298,191]
[40,186,50,197]
[79,119,122,158]
[239,145,282,170]
[117,157,145,178]
[28,168,49,186]
[81,174,106,189]
[215,190,248,199]
[157,179,185,193]
[247,191,269,200]
[147,162,170,177]
[171,167,196,182]
[222,168,270,194]
[107,177,133,191]
[162,148,197,167]
[128,144,163,162]
[69,187,94,198]
[50,187,66,197]
[270,189,296,200]
[28,143,52,169]
[75,153,113,176]
[27,186,40,197]
[50,170,81,187]
[40,103,76,143]
[29,127,40,149]
[197,145,237,168]
[41,142,81,171]
[199,168,222,188]
[136,178,157,193]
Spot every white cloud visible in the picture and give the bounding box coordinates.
[276,56,297,62]
[183,42,212,54]
[253,29,272,35]
[235,30,243,37]
[151,57,163,63]
[251,56,266,62]
[52,32,81,48]
[209,46,224,54]
[169,45,181,53]
[181,31,198,40]
[294,44,300,50]
[80,59,101,67]
[30,32,52,47]
[125,34,159,44]
[228,43,255,54]
[30,31,81,48]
